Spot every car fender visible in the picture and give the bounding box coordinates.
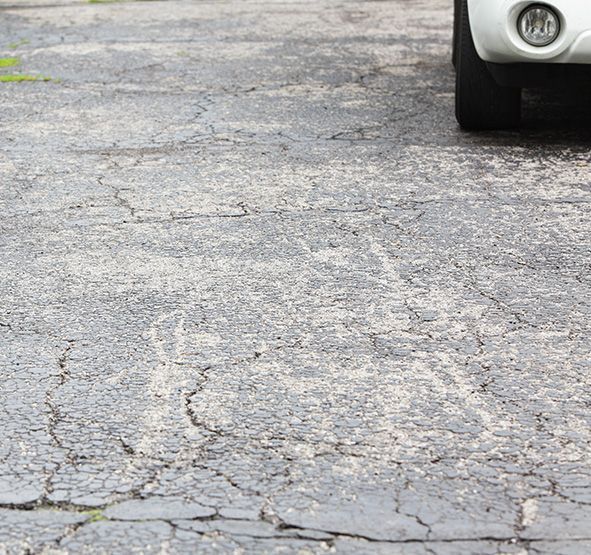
[467,0,591,63]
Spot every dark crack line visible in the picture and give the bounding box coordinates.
[45,341,75,449]
[183,365,220,439]
[183,338,303,439]
[272,523,591,546]
[43,340,76,498]
[98,175,136,220]
[1,502,590,547]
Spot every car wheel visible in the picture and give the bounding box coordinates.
[452,0,460,68]
[455,0,521,130]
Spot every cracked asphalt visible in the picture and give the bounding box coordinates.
[1,0,591,553]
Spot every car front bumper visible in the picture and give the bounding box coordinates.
[468,0,591,64]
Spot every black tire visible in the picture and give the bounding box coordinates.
[455,0,521,130]
[452,0,460,68]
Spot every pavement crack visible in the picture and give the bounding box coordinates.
[0,500,105,512]
[184,366,220,436]
[98,175,136,220]
[46,341,75,447]
[56,340,74,386]
[118,437,136,456]
[43,340,76,498]
[169,203,250,221]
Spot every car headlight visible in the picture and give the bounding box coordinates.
[518,4,560,47]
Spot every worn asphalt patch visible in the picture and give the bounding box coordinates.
[0,0,590,553]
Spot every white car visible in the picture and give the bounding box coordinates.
[453,1,591,129]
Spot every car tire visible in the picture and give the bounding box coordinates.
[455,0,521,130]
[452,0,460,68]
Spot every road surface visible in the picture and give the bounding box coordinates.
[1,0,590,553]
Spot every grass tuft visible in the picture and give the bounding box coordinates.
[7,39,30,49]
[84,509,108,523]
[0,74,52,82]
[0,57,20,68]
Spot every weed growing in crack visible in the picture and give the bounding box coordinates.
[84,509,108,523]
[0,57,19,68]
[88,0,161,3]
[0,74,52,83]
[0,56,53,83]
[7,39,29,49]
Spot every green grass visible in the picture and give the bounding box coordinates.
[0,74,52,82]
[7,39,29,49]
[83,509,108,523]
[0,57,20,68]
[88,0,160,3]
[0,56,53,84]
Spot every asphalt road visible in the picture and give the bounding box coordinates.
[1,0,590,553]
